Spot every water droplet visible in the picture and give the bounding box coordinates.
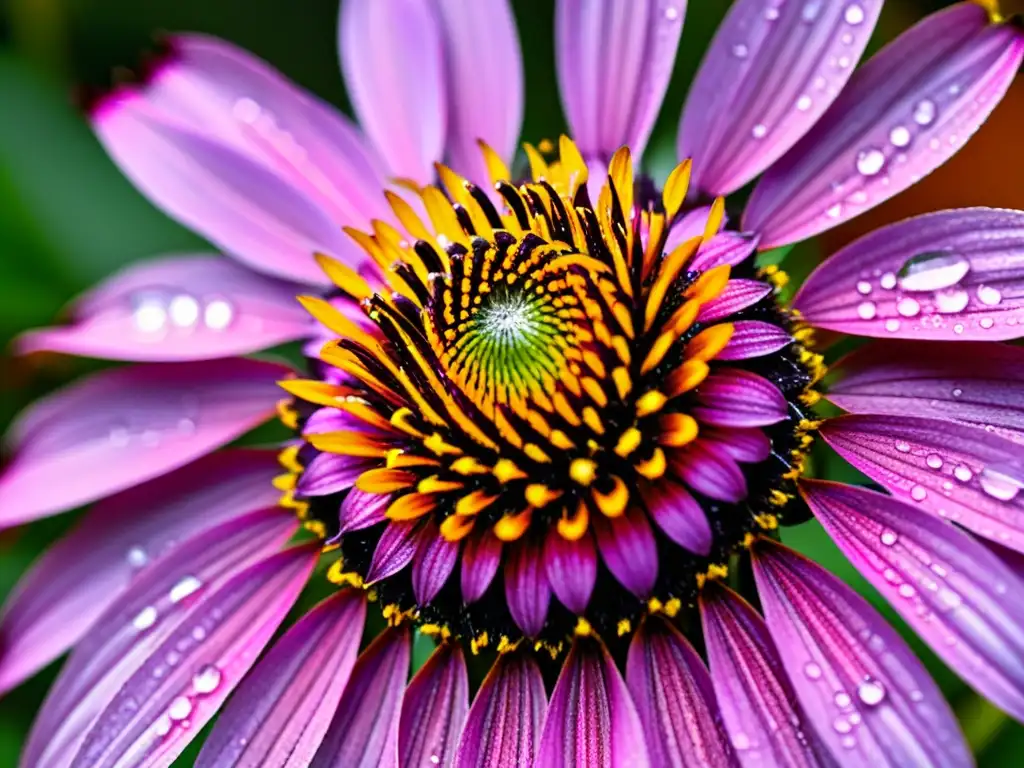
[949,83,961,96]
[154,713,173,737]
[897,297,921,318]
[804,662,823,680]
[880,272,897,290]
[732,732,751,751]
[837,56,851,69]
[885,318,901,333]
[938,589,962,609]
[796,94,812,112]
[204,299,235,330]
[133,606,158,631]
[664,5,680,21]
[926,454,943,470]
[765,6,780,21]
[168,696,193,721]
[980,317,995,330]
[732,43,749,58]
[168,295,200,328]
[857,280,872,295]
[844,4,865,24]
[913,99,936,126]
[897,252,970,292]
[979,465,1024,502]
[953,465,972,482]
[801,1,822,22]
[127,547,149,568]
[192,665,222,695]
[133,297,168,334]
[895,441,911,453]
[170,575,203,604]
[834,717,852,734]
[233,97,261,123]
[857,301,877,320]
[889,126,911,148]
[842,736,857,749]
[899,583,916,598]
[857,679,887,707]
[935,288,969,314]
[910,690,924,702]
[752,123,768,139]
[911,485,928,501]
[977,285,1002,306]
[856,148,885,177]
[880,530,898,546]
[826,203,842,219]
[954,323,965,334]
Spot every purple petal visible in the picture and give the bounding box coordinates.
[196,590,367,767]
[311,627,411,768]
[626,617,733,768]
[641,481,712,555]
[398,644,469,768]
[338,489,391,535]
[717,321,792,361]
[556,0,685,162]
[434,0,524,185]
[830,341,1024,444]
[16,255,311,361]
[693,368,788,427]
[298,453,376,497]
[670,441,748,503]
[820,414,1024,553]
[0,358,288,527]
[504,538,551,638]
[0,449,281,696]
[412,528,459,605]
[24,508,299,768]
[744,5,1024,248]
[697,279,773,323]
[535,636,649,768]
[542,527,598,614]
[106,35,390,228]
[701,427,772,464]
[93,97,363,284]
[803,479,1024,722]
[593,506,658,598]
[339,0,446,184]
[367,521,423,583]
[689,232,759,272]
[751,538,970,767]
[665,205,715,253]
[679,0,881,197]
[461,529,503,604]
[455,651,546,768]
[794,207,1024,341]
[700,582,828,767]
[69,543,318,768]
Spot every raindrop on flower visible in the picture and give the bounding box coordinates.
[889,126,911,148]
[979,465,1024,502]
[826,203,842,219]
[844,4,866,24]
[132,606,158,631]
[168,696,193,721]
[796,94,812,112]
[857,301,876,320]
[885,318,901,332]
[857,678,887,707]
[980,317,995,329]
[856,148,885,177]
[192,664,222,695]
[880,272,897,290]
[935,288,969,314]
[801,1,822,22]
[880,530,898,546]
[977,285,1002,306]
[926,454,943,469]
[804,662,823,680]
[835,692,852,708]
[911,485,927,501]
[897,252,970,292]
[169,575,203,603]
[233,97,261,123]
[154,714,173,737]
[896,297,920,318]
[913,99,937,126]
[204,299,235,330]
[168,295,200,328]
[895,441,911,453]
[732,733,751,751]
[752,123,768,139]
[856,281,872,295]
[126,546,149,568]
[834,717,852,734]
[132,296,168,334]
[732,43,749,59]
[664,5,680,21]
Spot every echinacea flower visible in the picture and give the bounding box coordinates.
[2,0,1024,765]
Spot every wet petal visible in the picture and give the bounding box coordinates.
[670,441,748,504]
[0,358,289,527]
[94,97,361,284]
[697,279,773,323]
[752,538,970,767]
[504,538,551,637]
[593,506,658,598]
[700,581,828,767]
[626,616,733,768]
[641,481,712,556]
[196,590,367,767]
[398,644,469,768]
[744,5,1024,248]
[820,414,1024,553]
[69,542,318,768]
[16,255,311,361]
[412,527,459,605]
[693,368,788,427]
[455,651,546,768]
[718,321,793,361]
[434,0,524,184]
[339,0,446,184]
[25,509,299,768]
[689,232,759,272]
[794,208,1024,341]
[536,636,649,768]
[0,450,281,696]
[543,527,598,614]
[461,529,503,604]
[829,341,1024,444]
[367,521,423,583]
[556,0,685,162]
[803,479,1024,722]
[311,627,411,768]
[679,0,881,197]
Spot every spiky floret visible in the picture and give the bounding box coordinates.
[282,139,818,647]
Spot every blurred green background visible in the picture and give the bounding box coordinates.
[0,0,1023,764]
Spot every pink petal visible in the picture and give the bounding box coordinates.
[793,207,1024,341]
[593,506,658,599]
[641,481,712,556]
[700,582,828,767]
[803,479,1024,722]
[461,529,503,604]
[196,590,367,767]
[679,0,881,197]
[0,449,281,696]
[455,651,546,768]
[504,538,551,638]
[367,521,424,583]
[717,320,792,360]
[112,34,391,228]
[298,453,376,497]
[339,0,446,184]
[751,538,970,767]
[69,542,318,768]
[0,358,289,527]
[829,341,1024,445]
[412,527,459,605]
[398,644,469,768]
[556,0,685,162]
[310,627,411,768]
[535,636,649,768]
[744,5,1024,248]
[626,617,733,768]
[701,427,772,464]
[25,509,300,768]
[693,368,788,427]
[16,254,311,361]
[820,414,1024,553]
[338,489,391,535]
[543,526,598,615]
[434,0,524,185]
[697,279,773,323]
[689,232,759,272]
[670,441,748,504]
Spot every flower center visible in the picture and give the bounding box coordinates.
[279,141,822,653]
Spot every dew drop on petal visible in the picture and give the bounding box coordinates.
[732,43,749,59]
[154,714,173,737]
[856,148,885,177]
[834,717,852,734]
[835,692,852,708]
[926,454,943,470]
[935,288,970,314]
[895,441,911,453]
[857,301,877,320]
[664,5,680,21]
[857,281,872,295]
[897,252,970,292]
[977,285,1002,307]
[804,662,823,680]
[204,299,235,330]
[732,733,751,751]
[752,123,768,139]
[192,664,222,695]
[880,272,897,290]
[897,297,921,318]
[889,126,911,148]
[911,485,927,501]
[844,4,865,24]
[233,97,261,123]
[133,606,158,631]
[913,99,936,126]
[168,295,200,328]
[169,575,203,604]
[979,465,1024,502]
[880,530,898,546]
[133,297,168,334]
[796,94,812,112]
[885,318,901,333]
[826,203,842,219]
[126,546,149,568]
[857,679,887,707]
[801,1,822,22]
[168,696,193,721]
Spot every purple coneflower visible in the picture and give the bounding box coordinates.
[2,0,1024,766]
